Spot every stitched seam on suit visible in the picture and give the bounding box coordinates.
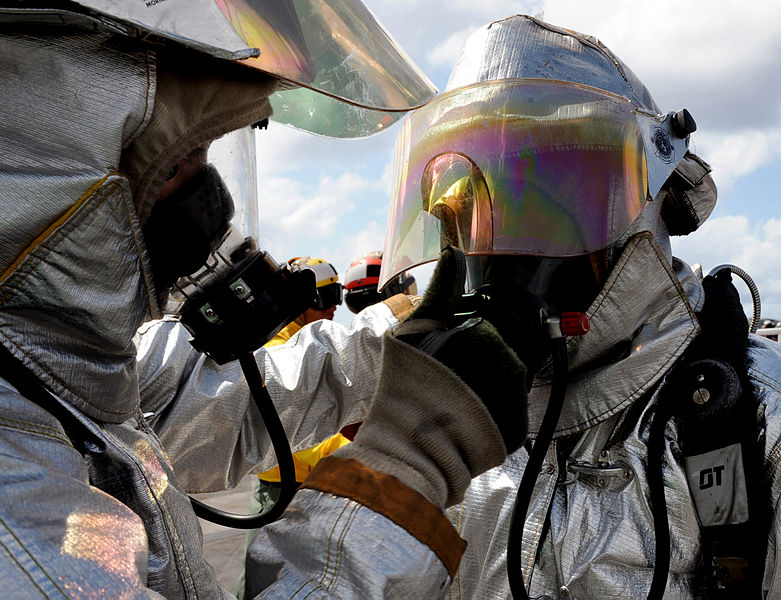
[101,426,201,599]
[121,50,155,145]
[0,181,139,417]
[290,502,354,598]
[292,579,323,599]
[326,502,360,591]
[0,411,70,439]
[0,175,112,286]
[0,537,50,597]
[319,501,352,589]
[448,503,464,600]
[0,417,71,446]
[523,518,544,583]
[749,368,781,392]
[119,177,158,319]
[0,514,68,597]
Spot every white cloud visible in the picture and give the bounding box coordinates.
[673,215,781,321]
[427,27,478,67]
[333,221,388,278]
[258,172,371,259]
[693,127,781,194]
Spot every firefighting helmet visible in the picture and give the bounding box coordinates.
[379,15,716,292]
[2,0,437,138]
[344,251,416,313]
[289,256,343,310]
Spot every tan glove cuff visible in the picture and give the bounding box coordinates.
[336,333,507,508]
[382,293,420,322]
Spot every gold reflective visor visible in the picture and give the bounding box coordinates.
[380,79,688,287]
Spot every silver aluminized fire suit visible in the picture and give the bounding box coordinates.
[0,31,467,599]
[447,233,781,599]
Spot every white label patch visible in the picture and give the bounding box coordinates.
[683,443,749,527]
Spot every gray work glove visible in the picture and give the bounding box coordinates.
[336,247,528,508]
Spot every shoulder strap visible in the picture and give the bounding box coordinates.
[0,341,91,450]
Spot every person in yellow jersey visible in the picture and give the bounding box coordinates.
[237,255,350,598]
[257,256,349,488]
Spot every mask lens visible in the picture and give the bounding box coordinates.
[314,282,343,310]
[380,80,654,289]
[208,128,259,242]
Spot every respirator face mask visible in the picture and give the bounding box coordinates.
[143,128,315,364]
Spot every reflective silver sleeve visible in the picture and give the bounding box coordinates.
[246,489,452,599]
[136,302,399,491]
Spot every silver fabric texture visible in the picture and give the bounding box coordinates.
[0,378,225,599]
[0,32,158,424]
[246,489,452,598]
[0,30,451,599]
[447,239,781,599]
[526,233,700,439]
[336,333,508,508]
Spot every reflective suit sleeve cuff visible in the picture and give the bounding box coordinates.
[300,455,466,578]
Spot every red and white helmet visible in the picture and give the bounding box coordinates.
[344,251,416,314]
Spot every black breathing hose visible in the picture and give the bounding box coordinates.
[708,264,761,333]
[507,337,569,599]
[190,352,297,528]
[646,386,677,599]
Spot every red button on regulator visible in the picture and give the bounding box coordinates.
[560,312,590,337]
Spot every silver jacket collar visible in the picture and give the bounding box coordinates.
[0,32,158,423]
[526,232,703,438]
[0,31,274,423]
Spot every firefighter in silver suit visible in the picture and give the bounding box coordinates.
[378,14,781,599]
[0,4,530,598]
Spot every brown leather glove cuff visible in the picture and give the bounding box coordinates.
[302,455,466,578]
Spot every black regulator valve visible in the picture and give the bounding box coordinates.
[175,235,315,364]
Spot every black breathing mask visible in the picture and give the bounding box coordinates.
[142,164,315,363]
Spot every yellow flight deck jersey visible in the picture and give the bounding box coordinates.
[258,319,353,483]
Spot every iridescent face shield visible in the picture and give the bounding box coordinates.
[37,0,437,137]
[379,79,690,289]
[217,0,437,137]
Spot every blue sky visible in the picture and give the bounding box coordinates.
[251,0,781,326]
